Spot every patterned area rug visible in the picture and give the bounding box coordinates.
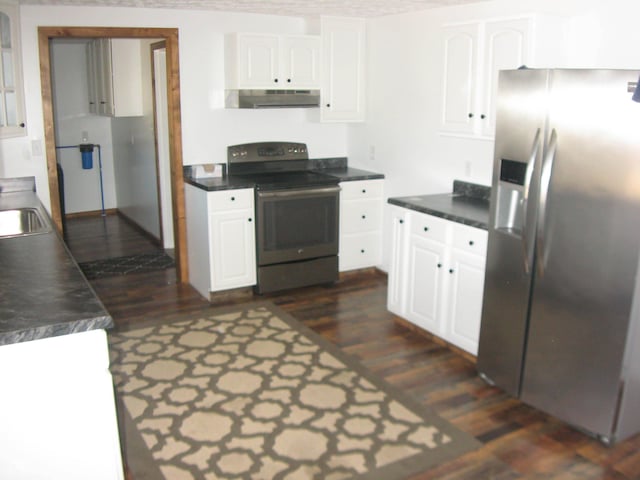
[108,302,479,479]
[79,251,174,280]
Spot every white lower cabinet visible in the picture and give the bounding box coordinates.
[339,179,383,271]
[386,205,408,314]
[445,247,486,354]
[0,330,124,480]
[185,184,256,298]
[387,207,487,355]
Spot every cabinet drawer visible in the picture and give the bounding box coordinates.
[339,232,381,271]
[409,211,448,243]
[452,222,488,255]
[340,180,384,200]
[207,188,254,213]
[340,199,382,234]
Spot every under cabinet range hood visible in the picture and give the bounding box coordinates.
[225,89,320,109]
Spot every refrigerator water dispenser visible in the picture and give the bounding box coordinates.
[495,159,527,233]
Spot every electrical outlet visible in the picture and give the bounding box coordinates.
[31,139,43,157]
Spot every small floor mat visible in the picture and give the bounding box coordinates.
[79,251,175,279]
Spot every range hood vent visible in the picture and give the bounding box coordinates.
[225,89,320,109]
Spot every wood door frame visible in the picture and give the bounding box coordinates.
[38,26,189,284]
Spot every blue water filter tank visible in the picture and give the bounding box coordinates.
[80,144,94,169]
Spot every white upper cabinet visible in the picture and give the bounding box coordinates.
[321,16,366,122]
[86,38,143,117]
[281,36,321,89]
[225,33,320,90]
[441,17,531,138]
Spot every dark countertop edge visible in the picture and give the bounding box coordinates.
[184,176,256,192]
[0,315,114,347]
[313,167,385,182]
[388,196,489,230]
[185,167,385,191]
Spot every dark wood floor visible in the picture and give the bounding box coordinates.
[67,213,640,480]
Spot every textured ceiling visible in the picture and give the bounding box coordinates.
[18,0,492,18]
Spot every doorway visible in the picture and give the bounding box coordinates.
[38,27,188,283]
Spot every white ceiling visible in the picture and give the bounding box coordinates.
[18,0,493,18]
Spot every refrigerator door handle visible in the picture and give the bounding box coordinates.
[522,128,541,273]
[537,128,558,277]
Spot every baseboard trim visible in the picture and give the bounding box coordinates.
[64,208,117,219]
[116,210,162,248]
[393,316,477,364]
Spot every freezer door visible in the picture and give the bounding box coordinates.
[521,69,640,439]
[477,68,548,396]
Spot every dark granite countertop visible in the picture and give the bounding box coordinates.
[184,175,256,192]
[0,179,113,346]
[312,167,385,182]
[388,180,491,230]
[184,159,384,192]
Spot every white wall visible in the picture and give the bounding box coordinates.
[348,0,640,270]
[8,5,348,212]
[153,47,175,249]
[51,40,118,214]
[112,39,162,240]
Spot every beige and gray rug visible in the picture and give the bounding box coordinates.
[108,302,479,479]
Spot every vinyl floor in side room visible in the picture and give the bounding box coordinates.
[66,213,640,480]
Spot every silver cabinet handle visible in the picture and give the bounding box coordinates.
[522,128,541,274]
[537,128,558,277]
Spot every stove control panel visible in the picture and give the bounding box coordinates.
[228,142,308,164]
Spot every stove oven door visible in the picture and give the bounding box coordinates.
[256,186,340,266]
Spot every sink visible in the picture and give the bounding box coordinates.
[0,208,51,238]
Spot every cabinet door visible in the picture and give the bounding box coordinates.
[340,198,382,234]
[387,206,408,315]
[441,23,479,135]
[281,36,320,89]
[480,18,531,137]
[86,42,98,114]
[321,16,366,122]
[209,210,256,291]
[405,233,447,335]
[446,248,486,355]
[96,38,114,116]
[237,34,280,88]
[110,39,144,117]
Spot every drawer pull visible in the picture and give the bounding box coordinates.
[399,219,404,224]
[424,226,429,232]
[361,215,366,219]
[449,268,454,274]
[361,249,365,253]
[231,196,235,201]
[437,263,442,268]
[248,218,252,222]
[362,189,366,193]
[469,240,474,246]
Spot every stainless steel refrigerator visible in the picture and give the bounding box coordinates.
[477,68,640,444]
